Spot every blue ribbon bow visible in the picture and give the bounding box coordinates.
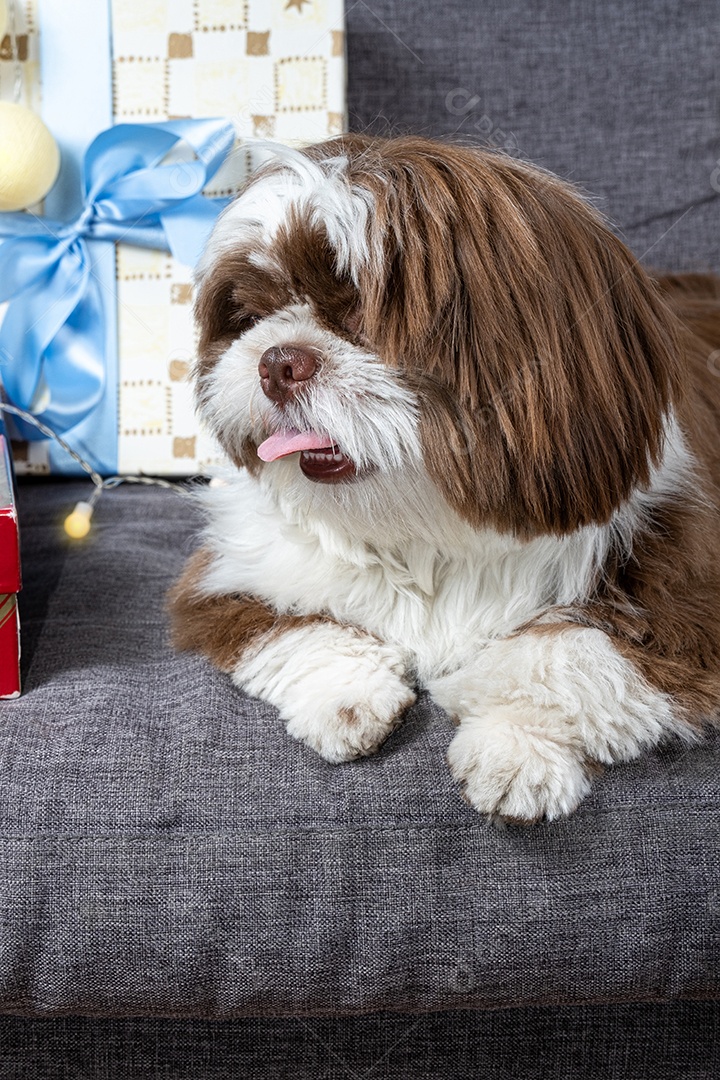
[0,118,235,447]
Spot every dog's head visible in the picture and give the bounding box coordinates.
[194,134,682,539]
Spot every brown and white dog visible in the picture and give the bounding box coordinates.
[169,134,720,822]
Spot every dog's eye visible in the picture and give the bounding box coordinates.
[236,312,261,334]
[341,306,363,336]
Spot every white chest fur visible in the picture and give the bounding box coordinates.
[200,467,617,681]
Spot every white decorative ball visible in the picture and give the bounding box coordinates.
[0,1,6,40]
[0,102,61,212]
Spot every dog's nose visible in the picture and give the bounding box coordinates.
[258,346,318,405]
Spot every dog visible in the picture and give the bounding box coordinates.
[169,134,720,822]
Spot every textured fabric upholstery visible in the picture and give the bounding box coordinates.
[3,480,719,1019]
[0,1003,719,1079]
[346,0,720,274]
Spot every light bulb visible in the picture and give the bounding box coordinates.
[0,101,61,211]
[64,501,94,539]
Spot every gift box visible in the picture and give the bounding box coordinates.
[0,414,21,699]
[0,0,346,477]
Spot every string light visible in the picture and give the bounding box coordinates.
[0,401,188,538]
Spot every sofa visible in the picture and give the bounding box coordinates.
[2,1,720,1076]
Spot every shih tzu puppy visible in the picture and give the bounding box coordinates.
[169,134,720,822]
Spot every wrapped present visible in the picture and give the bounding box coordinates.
[0,414,20,699]
[0,0,346,476]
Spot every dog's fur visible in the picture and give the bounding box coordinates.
[169,135,720,821]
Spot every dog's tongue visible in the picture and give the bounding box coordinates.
[257,429,334,462]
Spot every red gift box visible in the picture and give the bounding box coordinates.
[0,423,21,699]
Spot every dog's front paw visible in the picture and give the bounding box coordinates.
[446,707,592,822]
[286,672,415,764]
[234,623,415,763]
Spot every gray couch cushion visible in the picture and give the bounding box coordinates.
[1,479,719,1018]
[346,0,720,273]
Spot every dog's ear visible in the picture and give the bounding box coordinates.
[193,254,239,362]
[350,138,683,536]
